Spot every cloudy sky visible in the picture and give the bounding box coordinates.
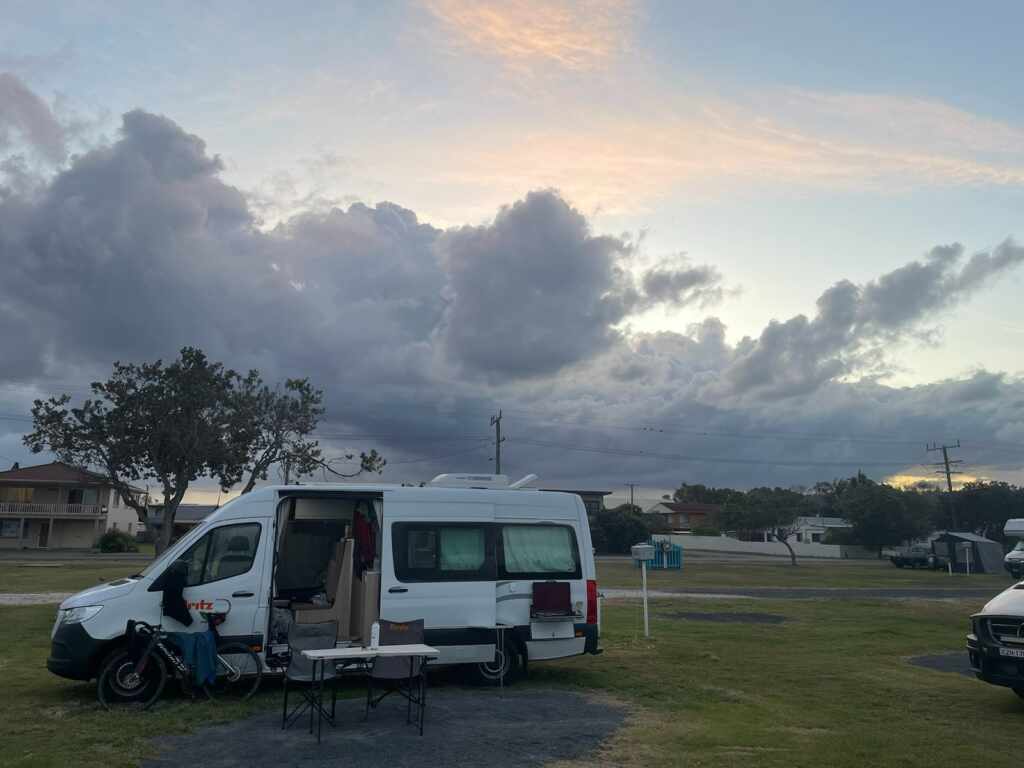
[2,1,1024,505]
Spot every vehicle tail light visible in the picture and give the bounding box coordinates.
[586,579,598,625]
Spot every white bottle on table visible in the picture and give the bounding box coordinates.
[370,620,380,649]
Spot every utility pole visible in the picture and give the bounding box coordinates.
[626,483,637,512]
[490,410,505,474]
[927,440,963,529]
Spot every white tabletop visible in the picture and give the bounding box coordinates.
[302,643,439,661]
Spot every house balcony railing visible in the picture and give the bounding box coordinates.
[0,502,106,518]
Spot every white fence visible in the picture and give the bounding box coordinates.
[654,533,875,560]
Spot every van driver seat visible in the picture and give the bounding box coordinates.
[216,535,254,579]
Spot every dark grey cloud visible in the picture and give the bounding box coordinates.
[436,191,722,377]
[640,260,723,308]
[717,240,1024,400]
[0,98,1022,493]
[0,72,66,164]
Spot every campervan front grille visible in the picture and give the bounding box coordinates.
[985,618,1024,644]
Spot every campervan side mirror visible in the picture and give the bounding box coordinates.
[148,559,188,592]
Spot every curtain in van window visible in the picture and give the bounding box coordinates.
[502,526,576,574]
[439,527,485,571]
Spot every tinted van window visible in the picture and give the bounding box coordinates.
[499,524,580,579]
[172,523,261,586]
[393,523,492,582]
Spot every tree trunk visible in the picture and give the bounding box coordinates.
[153,480,187,556]
[155,519,175,556]
[779,532,798,566]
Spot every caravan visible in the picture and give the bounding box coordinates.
[47,475,600,695]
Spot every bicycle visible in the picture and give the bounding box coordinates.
[97,615,263,710]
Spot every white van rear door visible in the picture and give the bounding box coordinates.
[381,500,496,631]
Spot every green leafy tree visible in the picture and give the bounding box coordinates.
[673,482,745,506]
[24,348,247,554]
[231,376,387,491]
[233,376,325,492]
[939,481,1024,540]
[836,482,933,554]
[720,487,811,565]
[591,503,653,554]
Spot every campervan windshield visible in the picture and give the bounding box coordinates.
[137,521,213,579]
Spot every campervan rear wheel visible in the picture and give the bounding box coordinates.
[470,638,521,686]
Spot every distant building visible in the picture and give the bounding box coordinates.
[645,501,720,531]
[146,503,217,542]
[792,515,852,544]
[541,489,611,516]
[0,461,147,549]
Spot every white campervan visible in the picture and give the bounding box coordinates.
[47,475,601,692]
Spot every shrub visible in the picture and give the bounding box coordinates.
[96,530,139,553]
[591,504,653,554]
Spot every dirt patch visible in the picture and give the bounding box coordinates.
[908,652,974,677]
[0,592,71,605]
[657,611,787,624]
[143,688,627,768]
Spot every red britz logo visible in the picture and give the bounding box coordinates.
[187,599,215,611]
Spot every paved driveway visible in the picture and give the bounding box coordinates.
[144,688,626,768]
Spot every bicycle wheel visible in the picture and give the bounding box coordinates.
[204,643,263,700]
[97,648,167,710]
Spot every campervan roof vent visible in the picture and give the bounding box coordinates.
[429,473,510,489]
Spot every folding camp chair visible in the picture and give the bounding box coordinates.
[364,619,428,736]
[282,621,339,732]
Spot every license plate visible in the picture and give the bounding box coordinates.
[999,647,1024,658]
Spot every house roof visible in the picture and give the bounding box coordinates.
[647,501,720,515]
[0,461,113,487]
[175,504,217,523]
[149,504,217,524]
[540,489,612,497]
[938,531,997,544]
[795,516,851,528]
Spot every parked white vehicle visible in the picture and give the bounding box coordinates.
[1002,519,1024,578]
[47,475,601,695]
[967,518,1024,696]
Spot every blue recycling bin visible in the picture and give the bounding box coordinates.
[635,539,683,570]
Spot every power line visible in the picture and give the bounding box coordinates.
[388,442,492,466]
[510,437,930,469]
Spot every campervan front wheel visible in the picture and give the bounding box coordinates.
[470,638,521,686]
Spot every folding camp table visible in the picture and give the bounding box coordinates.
[301,644,439,743]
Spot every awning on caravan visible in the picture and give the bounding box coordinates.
[932,532,1004,574]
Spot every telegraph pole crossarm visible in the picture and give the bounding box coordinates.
[926,440,964,529]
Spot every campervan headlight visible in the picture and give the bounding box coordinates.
[57,605,103,626]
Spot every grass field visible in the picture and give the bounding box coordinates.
[596,556,1014,590]
[1,557,1020,767]
[0,563,147,594]
[2,554,1012,598]
[2,596,1019,768]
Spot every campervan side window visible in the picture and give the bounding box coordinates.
[393,523,492,582]
[499,524,581,580]
[172,523,262,586]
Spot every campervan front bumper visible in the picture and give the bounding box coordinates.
[47,622,105,681]
[967,617,1024,691]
